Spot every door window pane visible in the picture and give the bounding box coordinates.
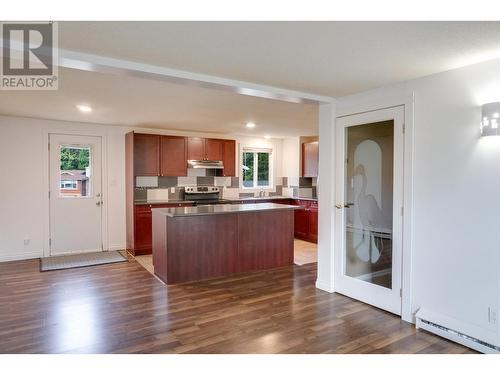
[344,120,394,289]
[59,145,92,198]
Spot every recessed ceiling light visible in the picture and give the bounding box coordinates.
[264,135,271,139]
[246,122,256,128]
[76,104,92,113]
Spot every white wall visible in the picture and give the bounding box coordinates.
[0,115,286,261]
[336,58,500,347]
[0,116,129,261]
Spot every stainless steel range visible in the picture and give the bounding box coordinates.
[183,186,232,206]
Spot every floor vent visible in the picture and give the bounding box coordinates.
[417,318,500,354]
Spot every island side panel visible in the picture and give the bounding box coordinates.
[165,214,238,284]
[237,210,294,273]
[152,210,168,284]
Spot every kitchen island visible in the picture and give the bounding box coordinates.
[152,203,298,284]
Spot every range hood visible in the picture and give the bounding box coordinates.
[187,160,224,169]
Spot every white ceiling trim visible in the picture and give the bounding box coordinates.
[57,47,335,105]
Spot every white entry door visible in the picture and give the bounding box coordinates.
[49,134,103,255]
[335,106,404,315]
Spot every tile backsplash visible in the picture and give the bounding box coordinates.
[134,168,317,201]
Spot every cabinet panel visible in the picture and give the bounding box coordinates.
[187,137,205,160]
[302,141,319,177]
[294,207,309,240]
[308,207,318,243]
[134,210,152,250]
[206,138,224,161]
[134,203,194,254]
[222,140,236,177]
[134,134,160,176]
[160,136,187,177]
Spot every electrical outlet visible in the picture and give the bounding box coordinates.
[488,307,499,326]
[23,238,30,246]
[170,187,175,194]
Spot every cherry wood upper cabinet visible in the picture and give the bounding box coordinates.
[205,139,224,161]
[160,136,187,177]
[222,140,236,177]
[187,137,205,160]
[134,134,160,176]
[302,141,319,177]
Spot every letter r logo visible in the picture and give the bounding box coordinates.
[2,23,53,76]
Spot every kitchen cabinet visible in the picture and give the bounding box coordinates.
[206,138,224,161]
[188,137,229,162]
[222,140,236,177]
[187,137,206,160]
[294,204,309,239]
[160,136,187,177]
[133,202,194,255]
[302,141,319,177]
[187,137,236,176]
[293,200,318,243]
[134,133,160,176]
[308,204,318,243]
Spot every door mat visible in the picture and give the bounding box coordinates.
[40,251,127,271]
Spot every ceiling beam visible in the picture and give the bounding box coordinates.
[58,48,334,105]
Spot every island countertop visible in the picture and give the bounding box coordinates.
[151,202,300,217]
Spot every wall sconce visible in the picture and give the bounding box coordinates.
[481,102,500,136]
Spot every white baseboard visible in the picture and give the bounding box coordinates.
[315,279,334,293]
[107,244,126,251]
[0,249,43,262]
[416,308,500,353]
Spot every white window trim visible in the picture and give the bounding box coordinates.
[240,147,273,190]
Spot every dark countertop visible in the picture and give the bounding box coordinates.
[152,203,300,217]
[134,196,317,205]
[134,200,195,205]
[227,196,318,202]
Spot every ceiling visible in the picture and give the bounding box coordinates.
[59,21,500,97]
[2,21,500,137]
[0,68,318,137]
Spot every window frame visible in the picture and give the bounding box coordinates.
[240,147,273,190]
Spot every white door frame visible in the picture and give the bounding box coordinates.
[334,92,414,323]
[335,106,404,315]
[41,128,109,258]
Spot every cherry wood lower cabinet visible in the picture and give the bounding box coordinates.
[152,209,294,284]
[233,198,318,243]
[131,203,194,255]
[292,200,318,243]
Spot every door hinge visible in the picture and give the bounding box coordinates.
[400,288,403,298]
[401,206,404,216]
[402,123,406,134]
[49,238,52,246]
[48,191,50,199]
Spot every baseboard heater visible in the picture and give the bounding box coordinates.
[416,313,500,354]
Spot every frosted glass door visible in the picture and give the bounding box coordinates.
[335,106,404,316]
[344,121,394,289]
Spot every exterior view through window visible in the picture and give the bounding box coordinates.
[59,145,92,197]
[242,149,271,188]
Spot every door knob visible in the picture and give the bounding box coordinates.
[336,203,354,209]
[96,201,103,206]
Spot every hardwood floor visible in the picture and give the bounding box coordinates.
[0,255,473,354]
